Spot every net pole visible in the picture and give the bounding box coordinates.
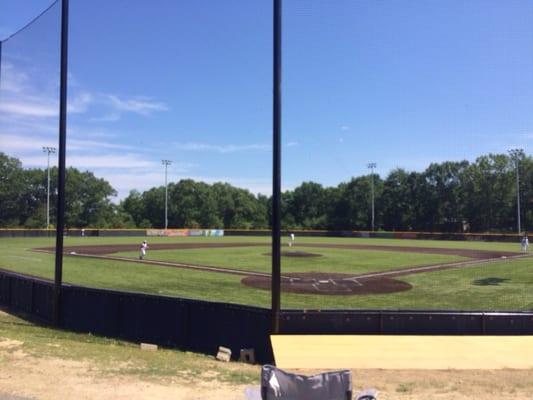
[271,0,282,334]
[0,41,3,91]
[53,0,70,326]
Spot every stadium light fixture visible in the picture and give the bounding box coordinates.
[42,146,57,229]
[367,162,377,231]
[162,160,172,230]
[508,149,523,234]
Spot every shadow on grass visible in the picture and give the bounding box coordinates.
[472,277,511,286]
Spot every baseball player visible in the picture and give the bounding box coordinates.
[139,240,148,259]
[289,233,295,247]
[521,235,529,253]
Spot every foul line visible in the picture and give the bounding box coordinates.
[33,250,296,279]
[350,254,529,280]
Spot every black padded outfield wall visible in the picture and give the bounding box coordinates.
[0,268,273,363]
[279,310,533,335]
[60,285,273,362]
[2,269,533,364]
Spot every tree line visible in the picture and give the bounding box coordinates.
[1,151,531,232]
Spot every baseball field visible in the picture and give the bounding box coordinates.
[1,235,532,310]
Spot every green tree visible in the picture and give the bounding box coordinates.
[64,168,117,228]
[288,182,328,229]
[121,190,146,227]
[464,155,514,232]
[380,169,416,231]
[0,153,27,226]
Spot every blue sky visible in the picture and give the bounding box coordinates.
[1,0,532,200]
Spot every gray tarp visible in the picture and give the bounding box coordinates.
[260,365,352,400]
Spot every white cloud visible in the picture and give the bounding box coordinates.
[68,139,135,151]
[340,125,350,131]
[0,63,167,120]
[286,141,298,147]
[67,154,160,169]
[89,113,121,122]
[68,92,94,113]
[0,101,57,117]
[0,133,55,153]
[107,94,168,115]
[0,63,29,93]
[86,163,196,201]
[0,117,57,135]
[19,153,158,169]
[173,142,270,153]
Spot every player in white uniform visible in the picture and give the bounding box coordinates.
[521,235,529,253]
[140,240,148,259]
[289,233,295,247]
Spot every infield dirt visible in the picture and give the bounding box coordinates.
[36,241,520,260]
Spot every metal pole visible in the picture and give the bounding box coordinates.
[368,162,376,231]
[165,164,168,230]
[509,149,523,235]
[47,152,50,228]
[516,160,521,235]
[53,0,69,326]
[43,147,56,230]
[0,41,3,91]
[162,160,171,230]
[271,0,282,334]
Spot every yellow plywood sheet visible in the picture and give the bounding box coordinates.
[271,335,533,370]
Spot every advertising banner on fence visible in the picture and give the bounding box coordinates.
[166,229,190,237]
[189,229,224,237]
[394,232,417,239]
[205,229,224,237]
[146,229,165,237]
[146,229,189,237]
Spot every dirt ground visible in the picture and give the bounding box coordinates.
[0,347,532,400]
[36,241,520,260]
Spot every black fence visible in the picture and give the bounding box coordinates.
[1,269,533,364]
[280,310,533,335]
[0,268,273,362]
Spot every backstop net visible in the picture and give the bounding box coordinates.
[0,0,531,313]
[0,1,61,276]
[278,0,532,312]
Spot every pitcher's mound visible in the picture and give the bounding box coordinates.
[263,251,323,257]
[242,272,412,295]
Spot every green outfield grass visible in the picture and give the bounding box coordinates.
[0,235,531,310]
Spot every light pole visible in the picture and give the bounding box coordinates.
[162,160,172,230]
[43,146,57,229]
[367,162,377,231]
[508,149,523,235]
